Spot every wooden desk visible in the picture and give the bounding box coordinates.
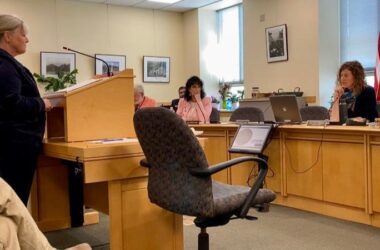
[33,139,184,250]
[192,123,380,228]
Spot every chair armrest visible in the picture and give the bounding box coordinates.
[189,156,267,177]
[140,158,151,168]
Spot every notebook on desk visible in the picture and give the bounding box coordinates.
[269,95,302,124]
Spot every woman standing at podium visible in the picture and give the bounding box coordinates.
[0,14,52,205]
[177,76,212,123]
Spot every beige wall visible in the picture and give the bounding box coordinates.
[2,0,186,102]
[2,0,341,105]
[244,0,320,102]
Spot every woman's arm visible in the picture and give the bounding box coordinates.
[176,98,185,117]
[0,63,45,117]
[365,86,378,122]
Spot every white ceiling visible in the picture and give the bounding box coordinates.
[73,0,223,12]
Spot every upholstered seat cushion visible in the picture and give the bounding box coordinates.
[212,181,276,216]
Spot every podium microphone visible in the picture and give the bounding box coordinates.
[62,46,112,77]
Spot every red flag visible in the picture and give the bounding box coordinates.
[375,32,380,101]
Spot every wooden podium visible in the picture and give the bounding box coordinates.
[44,69,135,142]
[34,69,185,249]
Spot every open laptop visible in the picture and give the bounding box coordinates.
[229,124,273,154]
[269,95,302,124]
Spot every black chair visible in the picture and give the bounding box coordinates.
[134,107,276,250]
[300,106,329,121]
[229,107,264,122]
[210,107,220,123]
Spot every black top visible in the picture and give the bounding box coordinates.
[347,85,378,122]
[0,48,45,142]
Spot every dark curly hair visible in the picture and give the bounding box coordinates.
[184,76,206,101]
[337,60,366,96]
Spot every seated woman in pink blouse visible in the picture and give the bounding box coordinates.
[176,76,212,123]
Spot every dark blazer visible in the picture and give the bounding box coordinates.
[171,98,180,112]
[348,85,378,122]
[0,48,45,142]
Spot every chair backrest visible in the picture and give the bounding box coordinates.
[300,106,329,121]
[133,107,214,217]
[210,107,220,123]
[230,107,264,122]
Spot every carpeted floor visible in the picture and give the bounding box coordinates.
[45,205,380,250]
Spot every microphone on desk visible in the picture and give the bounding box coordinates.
[62,46,112,77]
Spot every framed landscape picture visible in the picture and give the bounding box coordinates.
[40,52,76,77]
[95,54,126,76]
[143,56,170,83]
[265,24,288,63]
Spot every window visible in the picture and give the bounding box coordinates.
[217,4,243,92]
[340,0,380,86]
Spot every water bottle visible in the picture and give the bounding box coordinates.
[339,102,348,124]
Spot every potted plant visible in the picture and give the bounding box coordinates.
[229,94,239,110]
[33,69,78,92]
[218,83,231,110]
[237,90,244,100]
[211,96,220,109]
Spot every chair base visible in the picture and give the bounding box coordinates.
[198,228,209,250]
[256,203,270,212]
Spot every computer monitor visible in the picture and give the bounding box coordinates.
[269,95,302,123]
[229,124,273,154]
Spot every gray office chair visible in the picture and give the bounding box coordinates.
[300,106,329,121]
[134,107,276,250]
[230,107,264,122]
[210,107,220,123]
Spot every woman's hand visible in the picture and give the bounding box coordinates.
[333,85,344,102]
[190,89,200,101]
[43,98,53,112]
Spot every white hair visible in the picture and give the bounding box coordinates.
[134,84,144,95]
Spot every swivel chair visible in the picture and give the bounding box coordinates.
[134,107,276,250]
[300,106,329,121]
[230,107,264,122]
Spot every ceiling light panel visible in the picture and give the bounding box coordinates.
[148,0,181,3]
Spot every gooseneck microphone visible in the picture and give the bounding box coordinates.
[62,46,112,77]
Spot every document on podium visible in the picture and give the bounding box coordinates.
[44,78,102,98]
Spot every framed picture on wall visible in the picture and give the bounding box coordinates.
[95,54,126,76]
[40,52,76,77]
[143,56,170,83]
[265,24,288,63]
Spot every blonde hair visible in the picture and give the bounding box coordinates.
[0,14,25,41]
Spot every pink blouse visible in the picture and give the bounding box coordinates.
[176,96,212,123]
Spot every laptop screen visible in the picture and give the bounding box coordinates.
[269,95,302,123]
[229,124,272,154]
